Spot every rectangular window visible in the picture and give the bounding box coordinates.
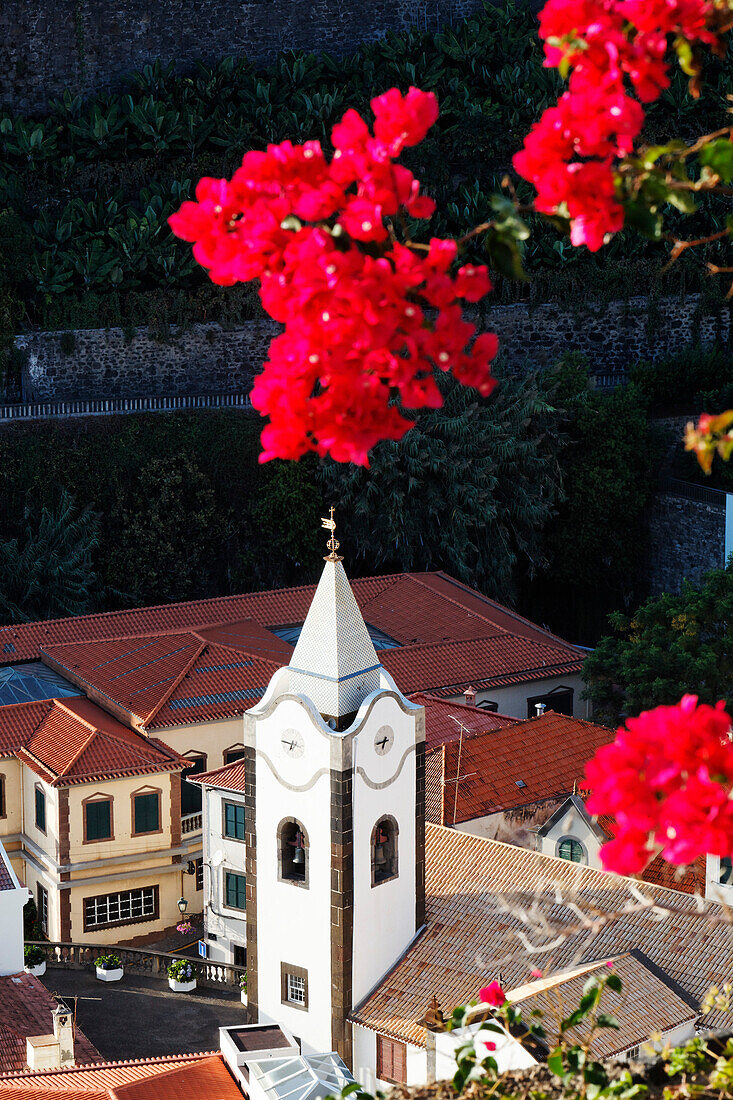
[224,801,246,841]
[195,857,204,892]
[37,884,48,935]
[287,974,306,1005]
[133,792,160,835]
[0,774,5,818]
[280,962,308,1011]
[83,885,159,931]
[181,756,206,815]
[225,871,247,910]
[85,799,112,841]
[225,748,246,764]
[377,1035,407,1084]
[35,787,46,833]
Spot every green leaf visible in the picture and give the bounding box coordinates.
[547,1047,565,1078]
[700,139,733,184]
[606,973,623,993]
[597,1013,621,1030]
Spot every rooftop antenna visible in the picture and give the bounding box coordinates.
[446,716,477,826]
[321,506,343,562]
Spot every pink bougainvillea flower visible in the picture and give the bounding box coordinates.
[479,981,507,1007]
[585,695,733,876]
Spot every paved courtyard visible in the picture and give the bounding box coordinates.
[40,969,245,1061]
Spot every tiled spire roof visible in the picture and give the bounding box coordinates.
[286,560,381,719]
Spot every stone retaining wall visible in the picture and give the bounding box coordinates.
[1,0,481,114]
[12,294,730,402]
[645,491,727,597]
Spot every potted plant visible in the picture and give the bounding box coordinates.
[239,972,247,1005]
[176,919,193,936]
[95,953,123,982]
[24,944,46,977]
[167,958,197,993]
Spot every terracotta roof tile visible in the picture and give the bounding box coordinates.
[408,693,515,750]
[190,760,248,793]
[0,1052,240,1100]
[438,711,615,824]
[17,699,185,786]
[148,645,282,729]
[351,823,733,1047]
[0,703,52,757]
[0,974,100,1075]
[510,953,698,1057]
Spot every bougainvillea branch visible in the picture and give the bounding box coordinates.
[169,89,497,465]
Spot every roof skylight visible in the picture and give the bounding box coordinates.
[0,662,82,708]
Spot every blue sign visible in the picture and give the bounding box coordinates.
[198,940,208,958]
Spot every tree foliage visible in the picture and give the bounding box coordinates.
[583,565,733,725]
[320,370,564,603]
[0,489,101,622]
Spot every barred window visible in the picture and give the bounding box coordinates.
[195,857,204,891]
[287,973,306,1004]
[37,884,48,935]
[84,885,159,931]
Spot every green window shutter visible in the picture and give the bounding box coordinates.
[35,788,46,832]
[134,793,159,834]
[225,871,246,910]
[86,800,112,841]
[224,802,245,840]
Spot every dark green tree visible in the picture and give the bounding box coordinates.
[108,452,218,605]
[319,370,564,603]
[583,565,733,726]
[0,490,101,622]
[524,356,660,644]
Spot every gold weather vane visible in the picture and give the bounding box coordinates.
[322,506,343,562]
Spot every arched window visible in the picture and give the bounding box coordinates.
[557,836,586,864]
[719,856,733,885]
[278,819,309,887]
[371,816,399,887]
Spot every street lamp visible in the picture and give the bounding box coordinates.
[177,896,188,915]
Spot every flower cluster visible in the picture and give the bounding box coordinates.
[685,409,733,474]
[169,88,497,464]
[176,919,194,935]
[513,0,715,250]
[585,694,733,875]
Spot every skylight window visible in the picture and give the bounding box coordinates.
[270,622,401,650]
[0,662,82,707]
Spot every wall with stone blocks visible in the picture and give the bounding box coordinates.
[0,0,481,114]
[645,492,727,597]
[12,294,730,402]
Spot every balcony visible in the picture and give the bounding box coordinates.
[181,812,202,835]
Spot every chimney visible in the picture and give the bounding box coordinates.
[535,702,546,717]
[464,686,476,706]
[53,1003,75,1066]
[25,1003,75,1072]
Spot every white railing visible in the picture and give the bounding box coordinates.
[181,812,203,835]
[0,392,253,422]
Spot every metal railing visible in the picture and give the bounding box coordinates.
[0,392,253,423]
[181,812,203,835]
[658,475,729,508]
[26,940,245,992]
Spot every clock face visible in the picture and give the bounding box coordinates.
[281,729,305,759]
[374,725,395,756]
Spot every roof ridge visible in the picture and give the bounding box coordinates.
[0,1051,220,1082]
[407,574,511,635]
[429,572,586,652]
[142,638,206,727]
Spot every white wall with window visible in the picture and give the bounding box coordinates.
[200,784,248,965]
[537,795,604,869]
[705,853,733,902]
[0,839,30,975]
[443,674,589,720]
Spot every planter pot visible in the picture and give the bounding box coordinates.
[240,990,248,1005]
[24,961,46,977]
[96,966,123,982]
[168,977,197,993]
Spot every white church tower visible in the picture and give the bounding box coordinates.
[242,514,425,1064]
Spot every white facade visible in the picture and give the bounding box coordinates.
[0,837,31,975]
[201,782,248,964]
[537,796,605,868]
[446,675,590,720]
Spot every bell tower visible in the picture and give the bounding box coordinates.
[243,515,425,1064]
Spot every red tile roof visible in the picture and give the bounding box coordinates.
[16,699,186,787]
[190,760,247,793]
[0,973,100,1075]
[430,711,615,825]
[351,823,733,1046]
[0,572,585,734]
[408,692,515,750]
[0,703,53,758]
[0,1051,240,1100]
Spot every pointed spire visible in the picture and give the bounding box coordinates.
[286,522,381,722]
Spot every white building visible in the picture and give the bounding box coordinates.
[194,539,733,1089]
[0,836,30,975]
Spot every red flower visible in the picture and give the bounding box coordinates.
[479,981,506,1007]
